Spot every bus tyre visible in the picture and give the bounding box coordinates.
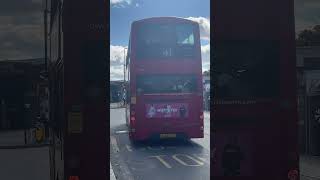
[129,138,137,145]
[129,135,138,145]
[184,137,191,142]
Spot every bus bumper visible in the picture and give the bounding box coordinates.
[129,126,204,141]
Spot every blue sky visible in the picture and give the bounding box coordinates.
[110,0,210,80]
[111,0,210,46]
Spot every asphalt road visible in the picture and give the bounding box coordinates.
[110,108,210,180]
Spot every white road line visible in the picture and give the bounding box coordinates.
[110,162,117,180]
[110,136,120,152]
[115,130,129,134]
[126,145,132,152]
[172,154,204,166]
[149,155,172,169]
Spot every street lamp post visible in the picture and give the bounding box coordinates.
[123,47,128,106]
[123,47,127,83]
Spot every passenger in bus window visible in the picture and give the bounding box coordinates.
[177,79,184,92]
[183,80,192,92]
[179,105,187,118]
[172,83,178,92]
[147,104,156,118]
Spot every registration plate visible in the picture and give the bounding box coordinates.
[160,134,176,138]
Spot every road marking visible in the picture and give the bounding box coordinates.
[172,154,204,166]
[126,144,132,152]
[110,162,117,180]
[149,155,172,169]
[147,146,164,150]
[193,154,208,163]
[110,136,120,152]
[115,130,129,134]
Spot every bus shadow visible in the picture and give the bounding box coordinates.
[131,138,203,150]
[111,124,206,153]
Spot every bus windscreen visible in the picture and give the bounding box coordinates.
[136,74,197,94]
[137,23,196,58]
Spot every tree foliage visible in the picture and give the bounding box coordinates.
[203,70,210,76]
[296,25,320,46]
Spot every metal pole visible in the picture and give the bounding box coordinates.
[44,0,48,72]
[123,48,127,83]
[123,48,125,83]
[24,129,27,144]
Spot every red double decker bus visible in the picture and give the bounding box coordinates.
[125,17,204,141]
[212,0,299,179]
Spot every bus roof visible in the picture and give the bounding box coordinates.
[132,17,197,25]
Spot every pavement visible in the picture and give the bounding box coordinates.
[110,162,117,180]
[0,146,50,180]
[0,129,49,148]
[0,130,51,179]
[0,130,26,146]
[300,155,320,180]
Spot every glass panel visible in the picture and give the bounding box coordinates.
[137,75,197,94]
[176,24,194,45]
[138,24,173,46]
[136,23,196,59]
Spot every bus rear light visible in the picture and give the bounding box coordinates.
[200,112,204,120]
[200,126,204,130]
[130,116,136,126]
[288,169,298,180]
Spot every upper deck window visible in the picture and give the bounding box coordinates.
[136,23,196,59]
[176,24,194,45]
[136,74,197,94]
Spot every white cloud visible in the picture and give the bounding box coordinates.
[110,66,124,80]
[294,0,320,32]
[201,44,210,72]
[110,45,127,80]
[186,17,210,41]
[110,0,132,7]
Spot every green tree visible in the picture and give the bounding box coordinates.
[203,70,210,76]
[296,25,320,46]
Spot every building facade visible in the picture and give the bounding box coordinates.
[296,46,320,155]
[0,58,44,130]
